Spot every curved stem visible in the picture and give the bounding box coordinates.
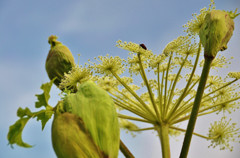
[180,56,213,158]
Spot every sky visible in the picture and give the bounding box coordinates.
[0,0,240,157]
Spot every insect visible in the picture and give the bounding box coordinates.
[139,43,147,50]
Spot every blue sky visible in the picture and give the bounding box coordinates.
[0,0,240,157]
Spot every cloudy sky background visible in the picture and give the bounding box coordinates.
[0,0,240,157]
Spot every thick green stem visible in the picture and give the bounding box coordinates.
[179,56,213,158]
[156,124,171,158]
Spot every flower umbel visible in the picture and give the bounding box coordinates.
[116,40,153,56]
[96,76,119,92]
[91,54,125,75]
[183,0,216,36]
[228,72,240,80]
[208,117,240,151]
[59,64,92,90]
[163,36,190,55]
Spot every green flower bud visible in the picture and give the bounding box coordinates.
[64,81,120,158]
[51,112,103,158]
[45,35,76,91]
[199,10,235,58]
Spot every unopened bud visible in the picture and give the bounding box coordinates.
[199,10,235,58]
[51,112,103,158]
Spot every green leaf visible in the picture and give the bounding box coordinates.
[35,79,55,108]
[64,81,120,157]
[17,107,33,118]
[7,117,32,148]
[36,109,54,130]
[7,79,56,148]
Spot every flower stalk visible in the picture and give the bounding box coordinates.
[167,42,201,121]
[111,70,157,120]
[156,124,171,158]
[180,56,214,158]
[138,53,161,122]
[163,53,173,119]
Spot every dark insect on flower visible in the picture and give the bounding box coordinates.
[139,44,147,50]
